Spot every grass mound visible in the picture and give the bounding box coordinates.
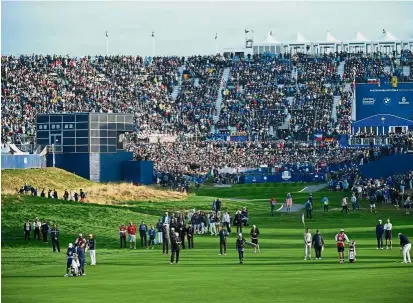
[1,168,186,203]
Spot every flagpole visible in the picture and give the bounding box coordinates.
[106,37,109,56]
[152,35,155,57]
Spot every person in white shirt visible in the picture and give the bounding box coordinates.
[384,218,393,249]
[304,228,312,260]
[351,194,359,211]
[222,211,230,233]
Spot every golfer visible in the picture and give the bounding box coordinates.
[236,233,246,264]
[398,233,411,263]
[376,219,384,250]
[219,226,229,255]
[170,228,181,264]
[65,243,74,277]
[312,229,324,260]
[87,234,96,266]
[304,228,312,260]
[335,229,350,263]
[384,219,393,249]
[250,225,260,253]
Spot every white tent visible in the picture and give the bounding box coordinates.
[354,32,369,42]
[292,32,309,43]
[325,31,339,42]
[379,30,398,42]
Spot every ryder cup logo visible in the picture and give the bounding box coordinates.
[399,97,409,105]
[383,97,391,106]
[282,171,292,180]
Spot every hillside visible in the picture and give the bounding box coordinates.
[1,168,186,203]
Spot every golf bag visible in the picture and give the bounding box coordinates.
[349,241,356,263]
[71,255,81,276]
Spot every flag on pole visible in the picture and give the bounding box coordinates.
[270,31,273,36]
[152,31,155,38]
[106,31,108,37]
[301,213,305,226]
[245,29,249,34]
[215,33,218,40]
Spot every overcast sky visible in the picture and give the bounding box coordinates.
[2,1,413,57]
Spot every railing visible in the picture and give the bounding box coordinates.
[349,137,390,146]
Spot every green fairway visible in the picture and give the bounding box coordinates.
[2,184,413,303]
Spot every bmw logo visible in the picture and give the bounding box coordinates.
[383,97,391,105]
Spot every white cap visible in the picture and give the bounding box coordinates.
[379,219,382,222]
[68,243,73,248]
[79,233,83,237]
[340,229,344,232]
[238,233,242,237]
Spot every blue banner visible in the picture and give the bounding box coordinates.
[355,83,413,121]
[230,136,248,142]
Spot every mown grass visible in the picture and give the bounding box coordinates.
[1,168,186,203]
[2,182,413,303]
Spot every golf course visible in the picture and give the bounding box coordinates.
[1,170,413,303]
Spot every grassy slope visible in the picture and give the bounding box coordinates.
[1,168,186,203]
[2,184,413,303]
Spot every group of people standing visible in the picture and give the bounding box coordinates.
[65,233,96,277]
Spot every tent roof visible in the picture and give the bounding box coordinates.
[326,31,339,42]
[289,32,310,44]
[355,32,369,42]
[266,32,280,44]
[379,30,398,42]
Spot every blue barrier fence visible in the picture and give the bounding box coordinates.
[1,154,46,169]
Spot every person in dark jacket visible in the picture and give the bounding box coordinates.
[236,233,247,264]
[76,242,86,275]
[170,228,181,264]
[33,217,41,240]
[64,243,75,277]
[305,200,313,219]
[250,225,260,253]
[23,219,31,241]
[156,219,163,245]
[139,221,148,248]
[215,198,222,213]
[235,211,243,233]
[186,224,194,249]
[147,225,156,249]
[398,233,411,263]
[219,227,229,255]
[312,229,325,259]
[63,190,69,201]
[376,219,384,250]
[162,224,170,255]
[41,219,49,243]
[50,224,60,252]
[177,215,185,249]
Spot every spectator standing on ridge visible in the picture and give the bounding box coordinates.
[376,219,384,250]
[24,219,31,241]
[127,222,137,250]
[139,221,148,248]
[41,219,49,243]
[50,224,60,253]
[147,225,156,249]
[87,234,96,266]
[156,219,163,245]
[305,199,313,219]
[119,224,127,248]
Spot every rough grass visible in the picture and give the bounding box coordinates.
[1,168,186,203]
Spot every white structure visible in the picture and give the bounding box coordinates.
[222,30,413,57]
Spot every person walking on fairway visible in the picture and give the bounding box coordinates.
[312,229,324,260]
[286,193,293,212]
[398,233,411,263]
[250,225,260,253]
[304,228,312,260]
[351,193,359,211]
[341,196,349,214]
[384,218,393,249]
[186,223,194,249]
[87,234,96,265]
[65,243,75,277]
[270,197,276,216]
[50,224,60,252]
[322,196,329,212]
[376,219,384,250]
[170,228,181,264]
[335,229,350,263]
[219,226,229,255]
[305,199,313,219]
[236,233,246,264]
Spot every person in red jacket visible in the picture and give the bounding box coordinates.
[335,229,350,263]
[119,224,127,248]
[127,222,137,250]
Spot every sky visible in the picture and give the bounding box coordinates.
[1,1,413,57]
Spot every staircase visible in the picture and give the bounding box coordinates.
[403,66,411,78]
[213,67,230,124]
[332,95,340,123]
[171,65,185,100]
[291,67,297,82]
[338,61,345,79]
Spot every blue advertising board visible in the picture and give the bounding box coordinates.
[355,83,413,121]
